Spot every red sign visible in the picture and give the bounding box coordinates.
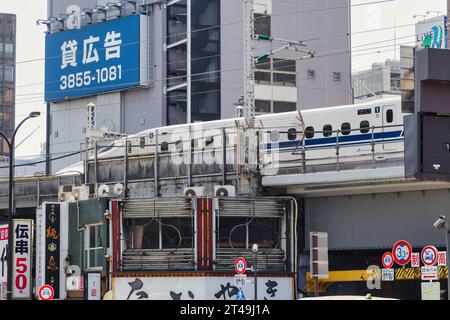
[392,240,412,266]
[382,252,394,269]
[438,252,447,267]
[234,257,247,275]
[38,285,54,301]
[411,253,420,268]
[421,246,438,266]
[0,228,7,241]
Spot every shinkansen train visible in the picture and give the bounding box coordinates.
[57,97,406,176]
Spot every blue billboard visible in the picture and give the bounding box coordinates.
[45,15,147,102]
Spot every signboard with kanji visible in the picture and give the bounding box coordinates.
[11,219,33,299]
[382,268,394,281]
[438,251,447,267]
[411,252,420,268]
[0,224,8,300]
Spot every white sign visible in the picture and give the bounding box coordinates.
[421,266,438,281]
[235,274,247,287]
[421,246,438,266]
[12,219,33,299]
[0,224,8,300]
[438,251,447,267]
[421,281,441,300]
[113,276,294,300]
[87,273,101,300]
[415,15,448,49]
[382,268,394,281]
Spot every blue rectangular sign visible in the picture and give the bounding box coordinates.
[45,15,145,102]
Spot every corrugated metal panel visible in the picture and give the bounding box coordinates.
[217,198,286,217]
[122,197,193,218]
[215,249,287,271]
[122,249,195,271]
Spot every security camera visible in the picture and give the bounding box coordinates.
[434,215,447,230]
[252,243,259,253]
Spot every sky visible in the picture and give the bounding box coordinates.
[0,0,446,159]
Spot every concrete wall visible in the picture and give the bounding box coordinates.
[304,189,450,250]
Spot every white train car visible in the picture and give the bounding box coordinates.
[57,97,406,177]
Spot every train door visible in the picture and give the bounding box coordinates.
[382,105,396,151]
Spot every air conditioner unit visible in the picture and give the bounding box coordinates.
[72,185,90,201]
[214,185,236,197]
[98,184,110,198]
[59,185,74,202]
[184,186,205,198]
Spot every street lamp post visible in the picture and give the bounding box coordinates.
[433,215,450,300]
[3,111,40,300]
[252,243,258,300]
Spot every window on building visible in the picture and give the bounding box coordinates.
[84,224,104,271]
[386,109,394,123]
[255,71,271,84]
[305,126,315,139]
[287,128,297,140]
[360,121,370,133]
[217,217,280,249]
[124,218,193,250]
[307,69,316,79]
[273,101,296,113]
[323,124,333,137]
[333,72,342,81]
[254,13,271,37]
[341,122,351,135]
[255,100,271,113]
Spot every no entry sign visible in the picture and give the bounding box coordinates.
[421,246,438,266]
[382,252,394,269]
[234,257,247,275]
[392,240,412,266]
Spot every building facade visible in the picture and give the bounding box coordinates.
[0,14,15,157]
[45,0,351,172]
[352,59,401,102]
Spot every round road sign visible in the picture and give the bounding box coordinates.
[382,252,394,269]
[421,245,438,266]
[234,257,247,275]
[38,285,54,301]
[392,240,412,266]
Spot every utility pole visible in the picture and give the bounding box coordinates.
[243,0,255,128]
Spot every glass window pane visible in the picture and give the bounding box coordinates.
[287,128,297,141]
[273,59,296,72]
[162,217,193,249]
[217,217,247,249]
[323,124,333,137]
[274,102,296,113]
[341,122,351,135]
[386,109,393,123]
[254,13,271,37]
[305,126,314,139]
[248,218,280,249]
[360,121,370,133]
[255,100,271,113]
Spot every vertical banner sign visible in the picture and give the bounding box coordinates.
[12,219,33,299]
[45,204,60,299]
[0,224,8,300]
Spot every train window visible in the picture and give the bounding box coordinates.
[360,121,370,134]
[341,122,351,135]
[323,124,332,137]
[175,140,183,151]
[160,142,169,152]
[305,126,314,139]
[287,128,297,141]
[386,109,394,123]
[139,136,146,149]
[205,137,214,147]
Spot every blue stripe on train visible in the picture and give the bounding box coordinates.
[263,130,404,150]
